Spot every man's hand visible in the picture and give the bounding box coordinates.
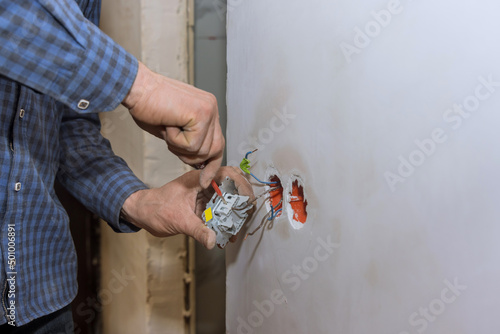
[121,167,255,249]
[122,61,225,188]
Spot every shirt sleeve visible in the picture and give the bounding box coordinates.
[56,103,148,233]
[0,0,137,113]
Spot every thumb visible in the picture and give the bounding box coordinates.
[181,213,216,249]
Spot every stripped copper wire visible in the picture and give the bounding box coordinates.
[233,186,281,211]
[244,198,282,240]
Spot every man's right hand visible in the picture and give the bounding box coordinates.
[121,167,256,250]
[122,61,225,188]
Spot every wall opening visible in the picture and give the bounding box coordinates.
[268,175,283,218]
[287,176,308,229]
[290,180,307,223]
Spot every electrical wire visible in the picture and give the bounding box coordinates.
[244,213,270,240]
[268,201,275,221]
[267,199,283,221]
[252,186,281,203]
[240,149,285,240]
[272,209,283,219]
[244,201,283,240]
[211,179,227,205]
[233,187,281,212]
[250,172,280,185]
[244,201,282,240]
[245,149,258,159]
[243,150,280,186]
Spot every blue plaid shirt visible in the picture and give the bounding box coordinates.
[0,0,148,326]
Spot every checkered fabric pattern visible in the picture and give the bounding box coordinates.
[0,0,148,326]
[0,0,137,113]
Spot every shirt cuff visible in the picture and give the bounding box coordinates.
[59,21,139,114]
[99,170,149,233]
[0,0,139,114]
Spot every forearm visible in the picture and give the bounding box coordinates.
[0,0,137,113]
[57,106,148,232]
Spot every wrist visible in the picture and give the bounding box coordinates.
[121,189,146,226]
[122,61,157,110]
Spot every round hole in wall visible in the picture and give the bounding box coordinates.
[268,175,283,218]
[287,176,308,229]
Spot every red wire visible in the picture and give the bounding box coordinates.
[211,180,223,197]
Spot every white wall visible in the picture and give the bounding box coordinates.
[226,1,500,333]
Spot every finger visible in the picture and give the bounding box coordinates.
[166,145,212,170]
[199,128,225,188]
[200,153,223,189]
[195,189,214,216]
[132,117,164,139]
[166,145,205,165]
[166,139,214,166]
[191,130,214,162]
[164,126,191,153]
[178,169,204,191]
[215,166,255,201]
[165,126,206,154]
[180,212,216,249]
[233,174,255,201]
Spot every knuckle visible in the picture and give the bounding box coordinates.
[199,149,210,158]
[206,92,217,105]
[199,99,215,114]
[199,144,211,157]
[191,139,204,152]
[215,140,224,153]
[199,94,218,114]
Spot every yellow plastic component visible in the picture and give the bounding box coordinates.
[204,207,213,222]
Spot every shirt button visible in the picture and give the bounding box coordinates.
[19,108,25,118]
[77,99,90,110]
[14,182,21,192]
